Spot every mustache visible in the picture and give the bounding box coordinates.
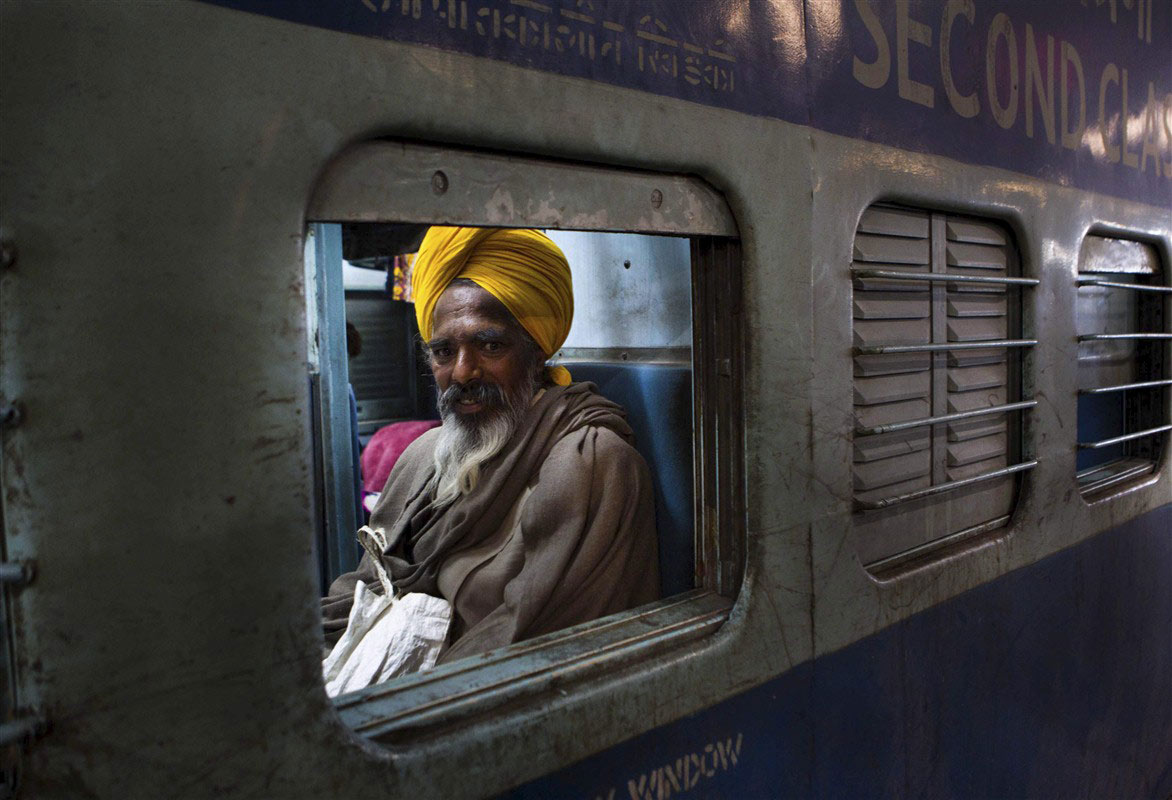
[437,380,506,414]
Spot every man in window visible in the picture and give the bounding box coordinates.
[321,226,659,686]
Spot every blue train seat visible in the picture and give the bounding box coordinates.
[568,363,694,598]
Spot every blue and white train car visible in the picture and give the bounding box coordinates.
[1,1,1169,797]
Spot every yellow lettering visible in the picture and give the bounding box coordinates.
[647,769,662,800]
[1060,41,1086,150]
[663,761,683,795]
[1163,94,1172,177]
[940,0,978,117]
[1024,25,1056,144]
[852,0,890,89]
[897,0,934,107]
[716,736,741,768]
[1099,63,1121,163]
[1121,68,1139,168]
[1139,82,1162,176]
[986,13,1019,130]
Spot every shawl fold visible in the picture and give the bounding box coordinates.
[322,382,659,662]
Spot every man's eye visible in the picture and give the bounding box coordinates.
[432,347,453,359]
[482,341,504,353]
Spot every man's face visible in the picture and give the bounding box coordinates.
[427,281,539,421]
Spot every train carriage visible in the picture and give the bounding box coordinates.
[1,1,1169,797]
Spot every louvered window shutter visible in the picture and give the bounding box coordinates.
[852,208,933,508]
[345,292,418,428]
[851,206,1029,571]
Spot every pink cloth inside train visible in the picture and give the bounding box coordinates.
[361,419,441,511]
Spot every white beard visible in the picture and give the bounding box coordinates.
[428,410,517,510]
[427,374,537,510]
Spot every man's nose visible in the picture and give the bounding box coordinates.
[450,347,481,385]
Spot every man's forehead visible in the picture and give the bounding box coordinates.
[433,281,519,330]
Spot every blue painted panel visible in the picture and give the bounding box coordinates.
[201,0,1171,207]
[1077,392,1126,470]
[569,365,695,599]
[508,504,1172,798]
[313,224,362,580]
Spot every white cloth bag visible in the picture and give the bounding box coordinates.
[322,526,452,698]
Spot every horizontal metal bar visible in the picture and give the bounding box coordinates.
[856,339,1036,355]
[1079,333,1172,341]
[339,589,716,708]
[1080,378,1172,395]
[0,561,33,585]
[866,514,1011,574]
[855,460,1037,511]
[853,269,1039,286]
[1079,278,1172,293]
[856,400,1036,436]
[1078,424,1172,450]
[556,346,691,366]
[0,717,45,747]
[352,607,729,739]
[1076,458,1156,495]
[336,591,733,741]
[308,140,739,236]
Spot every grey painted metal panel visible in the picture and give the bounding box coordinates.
[0,2,1168,799]
[551,231,692,351]
[1078,235,1162,274]
[307,141,738,237]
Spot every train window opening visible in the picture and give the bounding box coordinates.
[1075,235,1169,499]
[302,142,742,740]
[849,204,1036,575]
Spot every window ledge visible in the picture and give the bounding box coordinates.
[333,589,732,745]
[1077,457,1158,499]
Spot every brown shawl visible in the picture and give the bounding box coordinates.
[321,382,659,662]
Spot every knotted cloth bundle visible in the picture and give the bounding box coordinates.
[412,226,575,386]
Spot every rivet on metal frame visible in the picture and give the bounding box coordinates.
[0,401,23,430]
[0,239,16,270]
[431,170,449,195]
[650,189,663,209]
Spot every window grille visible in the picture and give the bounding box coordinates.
[1075,235,1169,497]
[851,205,1035,572]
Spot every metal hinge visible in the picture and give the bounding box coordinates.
[0,563,33,588]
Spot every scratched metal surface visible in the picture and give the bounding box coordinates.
[0,1,1168,798]
[804,126,1172,659]
[508,505,1172,799]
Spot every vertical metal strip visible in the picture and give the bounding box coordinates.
[720,239,745,597]
[313,223,361,581]
[689,236,744,598]
[1007,228,1026,470]
[691,238,716,591]
[929,214,949,485]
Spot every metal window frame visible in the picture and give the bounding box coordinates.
[307,141,743,745]
[309,223,362,584]
[1075,235,1169,498]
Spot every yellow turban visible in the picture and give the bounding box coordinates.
[412,226,574,385]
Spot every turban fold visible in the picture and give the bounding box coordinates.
[412,226,574,385]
